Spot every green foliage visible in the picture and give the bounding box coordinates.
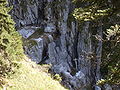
[72,0,120,21]
[97,79,106,85]
[106,25,120,40]
[72,0,120,85]
[73,7,110,21]
[101,25,120,85]
[53,74,62,82]
[0,0,24,86]
[6,60,67,90]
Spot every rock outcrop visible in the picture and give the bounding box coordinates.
[8,0,104,90]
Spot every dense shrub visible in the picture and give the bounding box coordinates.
[0,0,24,86]
[72,0,120,85]
[101,25,120,85]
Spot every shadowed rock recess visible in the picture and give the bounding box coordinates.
[8,0,109,90]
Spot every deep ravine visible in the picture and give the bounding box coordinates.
[8,0,112,90]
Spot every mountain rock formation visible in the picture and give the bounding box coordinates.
[8,0,119,90]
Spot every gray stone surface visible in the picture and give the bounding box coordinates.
[95,86,101,90]
[104,84,112,90]
[8,0,111,90]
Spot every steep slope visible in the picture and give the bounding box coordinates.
[7,0,115,90]
[2,59,67,90]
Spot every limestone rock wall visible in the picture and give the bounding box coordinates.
[8,0,104,90]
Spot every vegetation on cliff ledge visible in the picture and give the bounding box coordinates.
[0,1,67,90]
[0,60,67,90]
[73,0,120,85]
[0,0,24,87]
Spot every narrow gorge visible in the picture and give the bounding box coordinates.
[7,0,120,90]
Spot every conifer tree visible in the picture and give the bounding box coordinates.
[0,0,24,84]
[72,0,120,85]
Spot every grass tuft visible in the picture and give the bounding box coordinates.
[1,59,67,90]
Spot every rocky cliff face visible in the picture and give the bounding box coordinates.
[8,0,105,90]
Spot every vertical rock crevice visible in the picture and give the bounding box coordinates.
[8,0,103,90]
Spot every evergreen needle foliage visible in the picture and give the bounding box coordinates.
[0,0,24,86]
[73,0,120,85]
